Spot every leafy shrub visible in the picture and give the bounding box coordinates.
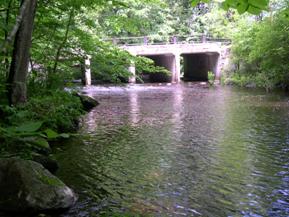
[231,8,289,90]
[0,120,71,158]
[224,73,252,87]
[2,91,84,133]
[0,90,84,158]
[18,91,84,132]
[208,71,215,85]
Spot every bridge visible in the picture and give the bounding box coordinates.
[111,35,231,83]
[81,35,231,85]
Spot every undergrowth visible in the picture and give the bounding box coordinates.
[0,90,85,158]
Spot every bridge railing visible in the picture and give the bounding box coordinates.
[103,35,231,46]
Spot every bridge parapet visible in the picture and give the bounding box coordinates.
[122,43,224,56]
[104,35,231,46]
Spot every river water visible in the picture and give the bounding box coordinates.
[55,83,289,217]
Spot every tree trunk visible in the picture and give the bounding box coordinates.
[7,0,37,105]
[52,9,74,74]
[0,0,31,53]
[4,0,13,78]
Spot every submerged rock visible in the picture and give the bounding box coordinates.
[0,158,77,214]
[75,93,99,111]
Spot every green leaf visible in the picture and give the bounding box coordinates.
[44,129,59,139]
[0,127,8,133]
[247,5,262,14]
[237,2,249,14]
[32,138,50,149]
[59,133,70,139]
[14,121,43,133]
[248,0,268,10]
[226,0,238,7]
[221,2,230,10]
[191,0,200,7]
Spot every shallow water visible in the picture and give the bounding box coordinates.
[54,83,289,217]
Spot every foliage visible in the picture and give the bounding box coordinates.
[199,5,242,38]
[224,73,254,86]
[208,71,215,85]
[192,0,270,15]
[0,120,69,153]
[16,91,84,132]
[1,0,271,91]
[230,5,289,90]
[224,72,276,91]
[0,90,82,157]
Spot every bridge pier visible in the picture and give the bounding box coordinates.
[81,55,91,86]
[128,61,136,83]
[173,54,181,83]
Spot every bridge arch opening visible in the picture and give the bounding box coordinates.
[136,54,175,83]
[181,52,220,81]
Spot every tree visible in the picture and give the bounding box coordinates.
[7,0,37,105]
[192,0,270,15]
[0,0,273,106]
[230,1,289,90]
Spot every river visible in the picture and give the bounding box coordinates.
[54,83,289,217]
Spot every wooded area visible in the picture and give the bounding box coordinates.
[1,0,287,105]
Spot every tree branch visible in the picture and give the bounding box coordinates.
[52,9,74,74]
[0,0,31,53]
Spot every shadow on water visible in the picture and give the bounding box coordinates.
[37,83,289,217]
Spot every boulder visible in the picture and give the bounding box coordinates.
[75,93,99,111]
[0,158,77,214]
[80,95,99,111]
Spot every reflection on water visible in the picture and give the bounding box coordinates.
[54,83,289,217]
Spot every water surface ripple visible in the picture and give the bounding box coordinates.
[55,84,289,217]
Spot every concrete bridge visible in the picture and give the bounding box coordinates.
[81,35,230,85]
[116,35,231,83]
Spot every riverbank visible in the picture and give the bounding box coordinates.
[222,73,289,92]
[0,89,99,216]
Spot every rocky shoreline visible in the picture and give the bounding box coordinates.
[0,94,99,216]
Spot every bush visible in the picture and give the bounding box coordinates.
[1,90,84,132]
[224,73,253,87]
[230,8,289,90]
[18,91,84,132]
[208,71,215,85]
[224,72,276,91]
[0,90,85,158]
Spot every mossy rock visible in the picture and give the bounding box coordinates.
[0,158,77,214]
[75,94,99,111]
